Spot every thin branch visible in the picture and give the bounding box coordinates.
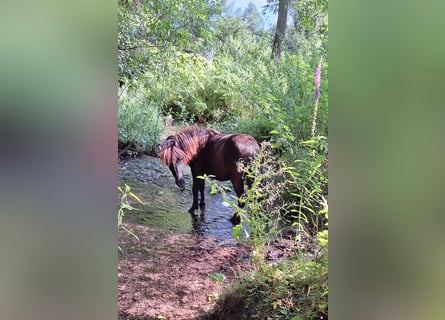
[118,46,139,51]
[311,61,322,137]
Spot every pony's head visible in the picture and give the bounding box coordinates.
[159,127,220,190]
[159,135,187,190]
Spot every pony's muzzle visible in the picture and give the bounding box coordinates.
[176,178,186,190]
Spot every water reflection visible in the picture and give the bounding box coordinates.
[190,210,205,236]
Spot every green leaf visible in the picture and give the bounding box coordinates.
[209,184,218,195]
[129,192,144,204]
[208,272,226,283]
[121,225,140,241]
[120,203,138,211]
[232,224,243,244]
[272,141,283,149]
[301,139,317,145]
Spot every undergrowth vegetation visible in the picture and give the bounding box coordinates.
[118,184,143,252]
[118,0,328,318]
[209,257,328,320]
[206,140,328,320]
[118,87,165,149]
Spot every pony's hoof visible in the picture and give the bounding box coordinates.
[188,207,197,214]
[229,215,241,225]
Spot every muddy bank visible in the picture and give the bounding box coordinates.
[118,224,251,320]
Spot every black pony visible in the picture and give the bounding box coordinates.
[159,127,259,224]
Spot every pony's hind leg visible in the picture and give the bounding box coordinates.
[229,176,244,225]
[229,213,241,225]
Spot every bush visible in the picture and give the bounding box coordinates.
[285,136,328,234]
[203,140,328,319]
[228,143,288,260]
[215,116,275,142]
[118,86,165,150]
[208,222,328,320]
[210,52,328,158]
[209,136,328,249]
[208,258,327,320]
[159,52,249,123]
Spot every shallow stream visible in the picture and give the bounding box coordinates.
[118,155,239,244]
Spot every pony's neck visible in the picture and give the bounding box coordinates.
[178,128,216,164]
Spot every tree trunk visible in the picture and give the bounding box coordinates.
[271,0,289,62]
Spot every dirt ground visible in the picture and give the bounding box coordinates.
[118,223,252,320]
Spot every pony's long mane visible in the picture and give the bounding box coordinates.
[159,127,220,166]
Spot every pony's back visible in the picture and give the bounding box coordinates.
[159,127,220,166]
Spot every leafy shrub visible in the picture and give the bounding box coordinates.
[232,143,288,255]
[208,231,328,320]
[158,52,249,123]
[285,136,328,234]
[260,54,328,143]
[207,52,328,156]
[204,143,326,319]
[209,136,328,246]
[215,115,275,142]
[118,86,165,149]
[214,259,327,320]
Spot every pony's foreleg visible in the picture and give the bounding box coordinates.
[189,178,200,213]
[199,179,205,208]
